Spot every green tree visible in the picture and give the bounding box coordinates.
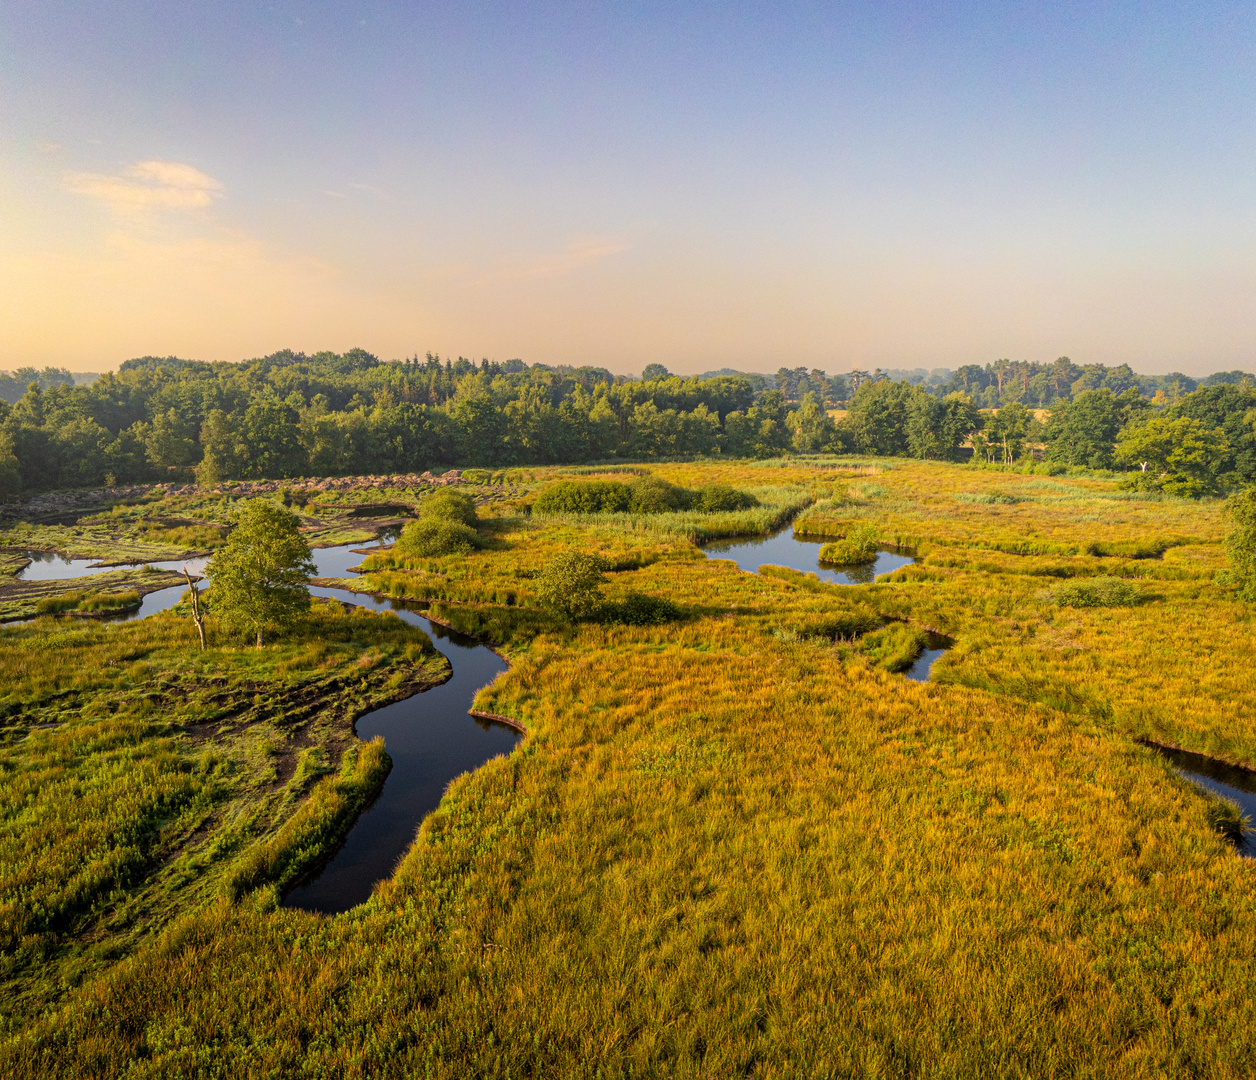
[206,499,316,646]
[843,379,912,455]
[787,392,834,454]
[1223,488,1256,601]
[987,402,1031,465]
[145,408,197,469]
[1115,416,1230,497]
[0,431,20,501]
[535,551,608,618]
[641,363,671,381]
[1044,388,1147,469]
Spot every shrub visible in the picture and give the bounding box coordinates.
[1222,487,1256,602]
[600,592,681,626]
[694,484,759,512]
[956,490,1021,505]
[852,623,928,672]
[819,525,879,566]
[628,475,692,513]
[1045,576,1140,608]
[396,518,481,558]
[534,551,608,618]
[533,480,633,514]
[796,610,880,641]
[420,489,478,527]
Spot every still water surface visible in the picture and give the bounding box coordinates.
[703,528,914,585]
[1149,744,1256,858]
[13,538,521,909]
[283,586,518,914]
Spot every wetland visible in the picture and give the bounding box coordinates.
[3,456,1256,1077]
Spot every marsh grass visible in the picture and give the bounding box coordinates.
[7,458,1256,1075]
[0,601,447,1025]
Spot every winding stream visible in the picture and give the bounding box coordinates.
[9,527,1251,896]
[9,539,521,910]
[285,587,518,913]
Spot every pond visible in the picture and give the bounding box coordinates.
[703,526,914,585]
[1149,744,1256,858]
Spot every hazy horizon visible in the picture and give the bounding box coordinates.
[4,2,1256,377]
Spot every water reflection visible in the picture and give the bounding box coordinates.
[703,527,914,585]
[1149,744,1256,858]
[904,632,953,682]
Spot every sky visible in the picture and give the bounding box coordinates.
[2,1,1256,377]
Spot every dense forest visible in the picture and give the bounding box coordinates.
[1,350,1253,499]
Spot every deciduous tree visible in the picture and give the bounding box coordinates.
[206,499,315,646]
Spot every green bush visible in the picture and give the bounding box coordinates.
[396,518,481,557]
[533,476,757,517]
[1045,576,1140,608]
[420,489,478,526]
[855,623,928,672]
[600,592,682,626]
[628,475,691,513]
[819,525,879,565]
[533,480,633,514]
[534,551,608,618]
[956,490,1021,505]
[796,610,880,641]
[694,484,759,512]
[1206,799,1248,846]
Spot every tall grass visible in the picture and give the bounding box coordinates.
[5,457,1256,1075]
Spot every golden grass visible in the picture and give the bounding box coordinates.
[4,457,1256,1075]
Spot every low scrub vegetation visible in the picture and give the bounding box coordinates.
[819,523,879,565]
[1042,575,1141,607]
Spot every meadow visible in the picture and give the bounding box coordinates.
[2,457,1255,1076]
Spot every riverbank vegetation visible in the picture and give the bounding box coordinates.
[0,601,448,1026]
[3,456,1256,1074]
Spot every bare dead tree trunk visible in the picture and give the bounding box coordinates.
[183,568,206,650]
[257,628,263,648]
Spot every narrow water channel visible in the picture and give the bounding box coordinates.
[1148,744,1256,858]
[9,538,522,911]
[903,632,953,682]
[284,586,518,913]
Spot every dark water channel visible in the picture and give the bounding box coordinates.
[903,632,953,682]
[12,539,521,911]
[284,585,518,913]
[703,527,914,585]
[1149,744,1256,858]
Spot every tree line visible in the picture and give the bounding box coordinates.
[0,348,1253,498]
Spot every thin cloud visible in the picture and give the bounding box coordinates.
[502,236,631,282]
[64,160,223,212]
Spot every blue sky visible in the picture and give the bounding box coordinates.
[3,1,1255,374]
